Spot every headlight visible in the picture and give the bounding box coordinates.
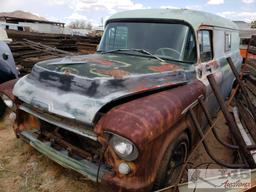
[1,94,15,110]
[110,134,139,161]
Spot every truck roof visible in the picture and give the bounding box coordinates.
[108,9,238,30]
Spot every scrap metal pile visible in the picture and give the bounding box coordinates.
[6,29,101,74]
[244,36,256,108]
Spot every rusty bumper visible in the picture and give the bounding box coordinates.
[19,130,111,182]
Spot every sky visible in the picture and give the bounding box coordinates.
[1,0,256,26]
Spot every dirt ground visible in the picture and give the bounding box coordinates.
[0,111,247,192]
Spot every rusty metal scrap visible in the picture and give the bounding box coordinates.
[7,29,100,74]
[198,97,239,150]
[188,107,247,168]
[22,39,75,56]
[207,74,256,168]
[227,57,256,122]
[236,100,256,143]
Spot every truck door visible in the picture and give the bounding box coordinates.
[197,29,221,118]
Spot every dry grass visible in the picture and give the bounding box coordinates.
[0,114,103,192]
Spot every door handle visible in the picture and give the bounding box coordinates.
[206,65,212,73]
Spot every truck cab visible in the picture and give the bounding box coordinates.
[0,9,242,191]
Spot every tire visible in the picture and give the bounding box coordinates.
[153,133,189,190]
[0,98,6,120]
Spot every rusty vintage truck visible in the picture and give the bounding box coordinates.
[0,9,242,191]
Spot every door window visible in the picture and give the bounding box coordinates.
[198,30,213,62]
[225,33,231,52]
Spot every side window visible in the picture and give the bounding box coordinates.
[225,33,231,52]
[17,26,24,31]
[198,30,213,62]
[105,26,128,50]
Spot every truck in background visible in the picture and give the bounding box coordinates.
[0,29,18,118]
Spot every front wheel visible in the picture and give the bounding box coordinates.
[153,133,189,190]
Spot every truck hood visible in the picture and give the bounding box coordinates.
[13,53,196,125]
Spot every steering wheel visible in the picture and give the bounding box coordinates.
[155,48,181,59]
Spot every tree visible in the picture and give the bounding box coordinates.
[251,20,256,28]
[67,20,92,30]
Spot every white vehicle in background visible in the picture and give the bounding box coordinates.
[0,29,18,118]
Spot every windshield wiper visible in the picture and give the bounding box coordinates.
[100,48,165,62]
[158,56,194,64]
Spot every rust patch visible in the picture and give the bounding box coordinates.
[0,79,18,100]
[95,69,130,78]
[86,58,114,65]
[96,80,205,147]
[148,64,180,72]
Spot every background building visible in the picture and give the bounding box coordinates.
[0,16,65,34]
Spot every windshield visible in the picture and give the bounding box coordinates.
[98,22,197,63]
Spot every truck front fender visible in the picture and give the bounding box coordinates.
[95,80,205,148]
[95,80,205,191]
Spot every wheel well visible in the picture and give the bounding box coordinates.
[153,130,190,189]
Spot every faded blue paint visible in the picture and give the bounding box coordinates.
[108,9,238,30]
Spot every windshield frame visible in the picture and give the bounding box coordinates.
[98,18,198,64]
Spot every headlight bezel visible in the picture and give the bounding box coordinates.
[108,132,139,161]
